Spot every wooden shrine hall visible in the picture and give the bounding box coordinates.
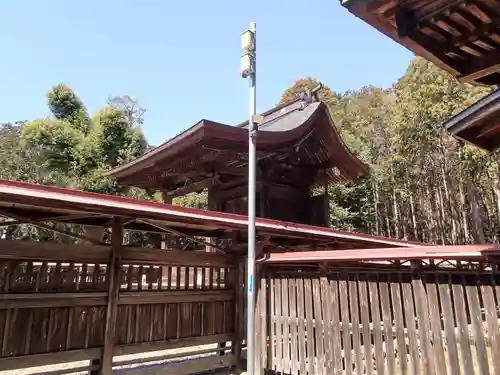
[341,0,500,151]
[108,90,369,232]
[341,0,500,86]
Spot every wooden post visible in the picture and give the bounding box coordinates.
[254,264,267,374]
[161,191,172,280]
[161,191,173,205]
[265,272,273,371]
[232,258,244,368]
[84,226,105,243]
[323,179,330,227]
[89,359,100,375]
[206,187,218,253]
[99,218,123,374]
[258,165,267,218]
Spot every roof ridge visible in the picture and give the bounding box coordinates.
[235,83,323,128]
[234,97,302,128]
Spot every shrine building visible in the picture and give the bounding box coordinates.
[109,89,368,228]
[341,0,500,151]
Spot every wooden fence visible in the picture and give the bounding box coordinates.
[0,239,244,374]
[256,261,500,375]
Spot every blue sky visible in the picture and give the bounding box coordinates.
[0,0,413,146]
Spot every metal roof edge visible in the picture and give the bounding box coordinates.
[443,89,500,134]
[322,105,370,180]
[260,244,499,264]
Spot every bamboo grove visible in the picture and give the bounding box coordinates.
[287,58,498,245]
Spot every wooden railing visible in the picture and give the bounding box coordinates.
[0,240,244,374]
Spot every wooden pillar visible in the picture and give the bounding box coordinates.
[259,184,267,219]
[206,187,218,253]
[99,218,123,374]
[323,180,330,228]
[161,191,173,279]
[89,358,100,375]
[254,264,267,374]
[265,271,272,371]
[161,190,173,205]
[232,258,245,368]
[84,226,104,243]
[258,165,266,219]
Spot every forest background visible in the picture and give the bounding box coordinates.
[1,57,497,245]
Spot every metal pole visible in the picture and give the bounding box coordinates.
[246,21,257,375]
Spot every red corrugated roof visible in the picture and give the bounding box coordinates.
[260,244,500,263]
[0,179,423,249]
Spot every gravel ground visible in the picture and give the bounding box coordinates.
[0,343,240,375]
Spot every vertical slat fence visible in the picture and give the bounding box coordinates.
[261,261,500,375]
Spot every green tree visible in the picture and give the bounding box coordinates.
[15,84,151,243]
[47,83,90,133]
[280,57,498,245]
[21,84,148,195]
[108,95,146,126]
[174,191,208,210]
[280,77,340,106]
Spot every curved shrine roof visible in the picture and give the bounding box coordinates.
[109,98,369,191]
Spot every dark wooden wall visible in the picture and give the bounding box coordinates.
[0,240,245,374]
[212,180,329,227]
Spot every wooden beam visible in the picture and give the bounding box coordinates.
[0,210,107,245]
[449,16,500,50]
[119,290,233,305]
[100,218,123,374]
[114,333,233,356]
[0,334,232,371]
[344,3,462,78]
[0,293,108,309]
[458,54,500,83]
[0,213,103,227]
[125,354,236,375]
[385,7,461,74]
[122,246,234,267]
[0,348,101,372]
[115,346,233,368]
[165,176,221,198]
[408,28,463,68]
[0,290,233,309]
[417,0,466,23]
[260,244,500,264]
[0,240,111,262]
[136,219,227,253]
[444,5,500,83]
